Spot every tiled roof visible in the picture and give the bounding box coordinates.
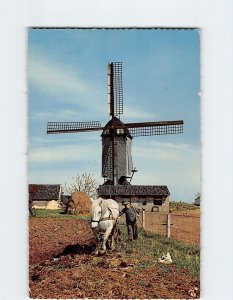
[29,184,61,201]
[98,185,170,196]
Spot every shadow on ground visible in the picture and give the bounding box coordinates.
[55,243,95,258]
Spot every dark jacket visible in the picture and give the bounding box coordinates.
[119,207,137,223]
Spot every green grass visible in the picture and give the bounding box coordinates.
[116,226,200,278]
[31,209,89,220]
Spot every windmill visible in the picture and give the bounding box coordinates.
[47,62,183,186]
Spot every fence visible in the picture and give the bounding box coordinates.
[138,211,200,245]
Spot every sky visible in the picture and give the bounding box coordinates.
[28,28,200,202]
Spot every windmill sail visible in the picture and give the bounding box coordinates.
[47,121,102,134]
[108,62,123,116]
[125,120,183,137]
[47,62,184,185]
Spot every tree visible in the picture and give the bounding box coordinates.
[64,173,98,198]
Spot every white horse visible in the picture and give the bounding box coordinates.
[90,197,119,255]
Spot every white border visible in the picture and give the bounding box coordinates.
[1,1,233,299]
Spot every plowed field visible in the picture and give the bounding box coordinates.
[29,217,200,299]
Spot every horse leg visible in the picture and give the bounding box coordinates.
[99,226,113,255]
[92,231,100,255]
[106,235,112,250]
[109,224,117,250]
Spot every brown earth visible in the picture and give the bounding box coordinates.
[142,209,200,245]
[171,209,200,245]
[172,209,200,217]
[29,217,200,299]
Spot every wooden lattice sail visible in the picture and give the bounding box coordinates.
[47,62,184,185]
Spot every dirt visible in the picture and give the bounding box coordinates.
[29,218,200,299]
[172,209,200,217]
[171,210,200,245]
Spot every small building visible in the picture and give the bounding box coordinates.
[98,184,170,213]
[29,184,62,209]
[194,195,200,206]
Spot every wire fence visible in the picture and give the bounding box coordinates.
[138,211,200,245]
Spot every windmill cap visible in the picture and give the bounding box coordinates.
[101,117,132,139]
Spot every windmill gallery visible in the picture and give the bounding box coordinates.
[47,62,184,212]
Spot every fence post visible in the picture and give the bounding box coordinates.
[167,213,171,238]
[142,210,145,230]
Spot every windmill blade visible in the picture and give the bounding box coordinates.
[47,121,103,134]
[125,120,184,137]
[113,62,123,116]
[108,62,123,116]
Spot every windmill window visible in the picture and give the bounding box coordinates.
[117,129,124,134]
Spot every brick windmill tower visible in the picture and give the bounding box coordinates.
[47,62,183,211]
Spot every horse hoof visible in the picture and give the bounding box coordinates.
[99,250,106,255]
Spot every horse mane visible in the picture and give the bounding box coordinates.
[91,198,118,216]
[100,198,109,215]
[90,198,107,211]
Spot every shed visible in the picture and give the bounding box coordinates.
[29,184,62,209]
[98,184,170,213]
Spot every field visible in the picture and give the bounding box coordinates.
[29,212,200,299]
[171,209,200,245]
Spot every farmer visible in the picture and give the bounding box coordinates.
[119,201,139,240]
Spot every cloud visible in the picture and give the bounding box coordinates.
[133,141,192,161]
[30,107,108,122]
[29,143,100,164]
[28,138,200,202]
[28,168,103,187]
[28,47,88,94]
[123,105,157,120]
[131,140,200,201]
[30,133,100,146]
[28,47,108,120]
[30,109,84,121]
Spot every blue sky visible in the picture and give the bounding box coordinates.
[28,28,200,202]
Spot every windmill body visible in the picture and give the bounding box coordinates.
[47,62,184,188]
[102,117,133,185]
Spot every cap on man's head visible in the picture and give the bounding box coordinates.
[122,201,130,205]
